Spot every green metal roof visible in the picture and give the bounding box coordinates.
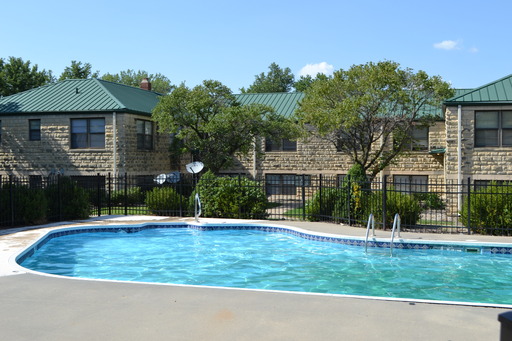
[0,79,161,116]
[445,75,512,105]
[234,92,304,118]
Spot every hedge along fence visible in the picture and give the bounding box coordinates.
[3,173,512,235]
[0,175,91,227]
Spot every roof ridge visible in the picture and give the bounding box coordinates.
[93,79,127,110]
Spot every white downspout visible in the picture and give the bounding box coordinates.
[457,105,462,211]
[113,112,117,177]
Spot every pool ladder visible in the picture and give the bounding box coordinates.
[364,213,401,256]
[364,214,376,252]
[194,193,202,222]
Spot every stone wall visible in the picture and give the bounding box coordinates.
[445,105,512,182]
[0,112,170,177]
[232,121,446,183]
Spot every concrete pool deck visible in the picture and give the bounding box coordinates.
[0,216,510,340]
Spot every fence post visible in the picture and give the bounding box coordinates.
[97,173,102,217]
[467,177,471,235]
[124,173,128,216]
[238,174,242,219]
[57,174,62,222]
[318,174,322,221]
[347,175,352,225]
[382,175,388,230]
[9,175,14,226]
[107,173,112,216]
[301,174,306,221]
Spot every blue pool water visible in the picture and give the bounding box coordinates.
[19,226,512,306]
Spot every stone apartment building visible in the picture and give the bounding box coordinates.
[1,74,512,195]
[0,78,171,182]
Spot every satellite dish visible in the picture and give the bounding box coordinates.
[166,172,181,183]
[154,174,167,185]
[186,161,204,174]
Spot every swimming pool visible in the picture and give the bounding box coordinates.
[16,223,512,307]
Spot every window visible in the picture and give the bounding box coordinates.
[29,119,41,141]
[136,120,153,150]
[265,138,297,152]
[393,175,428,193]
[475,111,512,147]
[71,118,105,149]
[408,126,428,151]
[395,126,428,151]
[265,174,310,195]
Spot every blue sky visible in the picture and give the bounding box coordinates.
[2,0,511,92]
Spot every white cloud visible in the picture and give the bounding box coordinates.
[298,62,334,77]
[469,46,479,53]
[433,40,460,50]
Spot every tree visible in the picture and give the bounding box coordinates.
[0,57,53,96]
[240,62,295,93]
[296,61,454,179]
[59,60,99,80]
[294,73,331,92]
[101,69,173,94]
[152,80,299,173]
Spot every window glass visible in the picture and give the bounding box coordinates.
[475,111,499,129]
[475,130,499,147]
[29,119,41,141]
[90,119,105,133]
[502,111,512,128]
[71,118,105,149]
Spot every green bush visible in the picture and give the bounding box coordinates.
[460,182,512,235]
[190,171,269,219]
[145,186,184,215]
[305,188,348,221]
[368,190,423,228]
[46,177,91,221]
[111,187,145,206]
[0,185,47,225]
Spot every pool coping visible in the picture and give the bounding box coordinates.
[5,216,512,309]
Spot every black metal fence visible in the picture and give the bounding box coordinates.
[1,173,512,235]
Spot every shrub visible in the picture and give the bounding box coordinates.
[368,189,422,228]
[190,171,269,219]
[145,186,184,215]
[460,182,512,235]
[0,185,47,225]
[305,188,348,221]
[111,186,145,206]
[46,177,91,221]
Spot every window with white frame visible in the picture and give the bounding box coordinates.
[475,111,512,147]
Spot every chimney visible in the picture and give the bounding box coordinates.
[140,78,152,91]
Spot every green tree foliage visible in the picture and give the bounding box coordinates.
[297,61,454,179]
[294,73,331,92]
[190,171,268,219]
[101,69,173,94]
[59,60,99,80]
[152,80,299,173]
[460,182,512,235]
[368,190,423,228]
[0,185,47,225]
[241,62,295,93]
[0,57,53,96]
